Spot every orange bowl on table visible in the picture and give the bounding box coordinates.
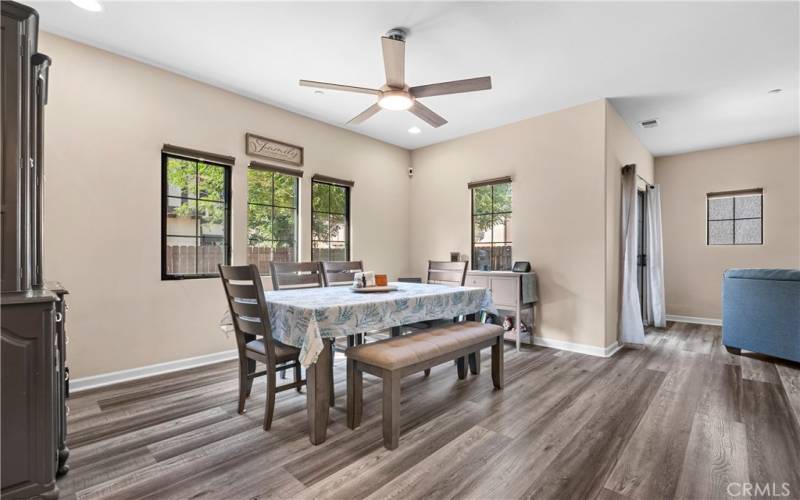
[375,274,388,286]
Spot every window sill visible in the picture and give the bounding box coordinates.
[162,273,221,281]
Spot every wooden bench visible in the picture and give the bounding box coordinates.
[345,321,505,449]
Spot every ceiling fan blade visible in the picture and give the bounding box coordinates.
[347,103,382,125]
[381,37,405,88]
[299,79,380,95]
[410,76,492,98]
[408,101,447,128]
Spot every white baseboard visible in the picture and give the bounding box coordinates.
[73,333,626,393]
[603,341,624,357]
[532,336,622,358]
[665,314,722,326]
[70,349,238,394]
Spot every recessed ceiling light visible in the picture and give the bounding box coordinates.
[313,90,324,95]
[70,0,102,11]
[408,126,421,134]
[768,88,783,94]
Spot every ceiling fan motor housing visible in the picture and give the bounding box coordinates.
[385,27,408,41]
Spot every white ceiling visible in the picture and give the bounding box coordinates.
[31,1,799,155]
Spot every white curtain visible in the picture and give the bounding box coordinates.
[645,186,666,328]
[620,166,645,345]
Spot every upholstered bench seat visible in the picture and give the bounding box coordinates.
[347,322,503,370]
[346,321,504,449]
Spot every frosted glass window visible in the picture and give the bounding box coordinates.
[708,220,734,245]
[735,219,762,244]
[708,197,733,220]
[707,190,762,245]
[734,195,761,219]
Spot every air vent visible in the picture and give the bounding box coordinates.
[639,118,659,129]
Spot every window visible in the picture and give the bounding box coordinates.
[707,189,763,245]
[247,164,300,273]
[162,149,231,279]
[471,178,512,270]
[311,176,351,261]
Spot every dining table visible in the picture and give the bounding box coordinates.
[262,281,498,444]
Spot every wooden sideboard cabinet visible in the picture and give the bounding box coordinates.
[1,2,67,498]
[1,290,59,499]
[465,270,538,351]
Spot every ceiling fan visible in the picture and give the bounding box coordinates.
[299,27,492,128]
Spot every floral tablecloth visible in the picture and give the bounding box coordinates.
[260,282,497,367]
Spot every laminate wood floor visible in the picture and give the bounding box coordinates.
[59,322,800,500]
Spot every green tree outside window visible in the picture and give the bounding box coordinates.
[472,182,512,270]
[247,168,298,272]
[312,181,349,261]
[163,155,230,278]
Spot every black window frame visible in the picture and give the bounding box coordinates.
[161,152,232,280]
[706,189,763,246]
[311,179,351,262]
[470,181,513,271]
[246,166,300,275]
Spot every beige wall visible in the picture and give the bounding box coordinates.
[604,102,654,346]
[410,100,612,349]
[40,33,411,378]
[655,136,800,319]
[42,30,712,379]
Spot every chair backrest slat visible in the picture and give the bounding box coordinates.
[219,264,275,357]
[428,261,469,271]
[270,261,325,290]
[322,260,364,287]
[226,283,260,300]
[427,260,468,287]
[230,299,262,318]
[236,316,266,336]
[220,265,256,281]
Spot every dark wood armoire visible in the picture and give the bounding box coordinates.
[1,1,69,498]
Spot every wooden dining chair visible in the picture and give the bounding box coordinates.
[424,260,470,376]
[269,260,334,402]
[218,264,305,430]
[322,260,368,347]
[427,260,469,286]
[270,261,325,290]
[397,277,422,283]
[321,260,364,287]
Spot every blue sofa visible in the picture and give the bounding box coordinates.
[722,268,800,363]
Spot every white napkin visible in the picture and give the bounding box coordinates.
[353,271,376,288]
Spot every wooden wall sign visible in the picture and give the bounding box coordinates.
[245,133,304,166]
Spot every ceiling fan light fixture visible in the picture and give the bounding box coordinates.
[378,91,413,111]
[70,0,103,12]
